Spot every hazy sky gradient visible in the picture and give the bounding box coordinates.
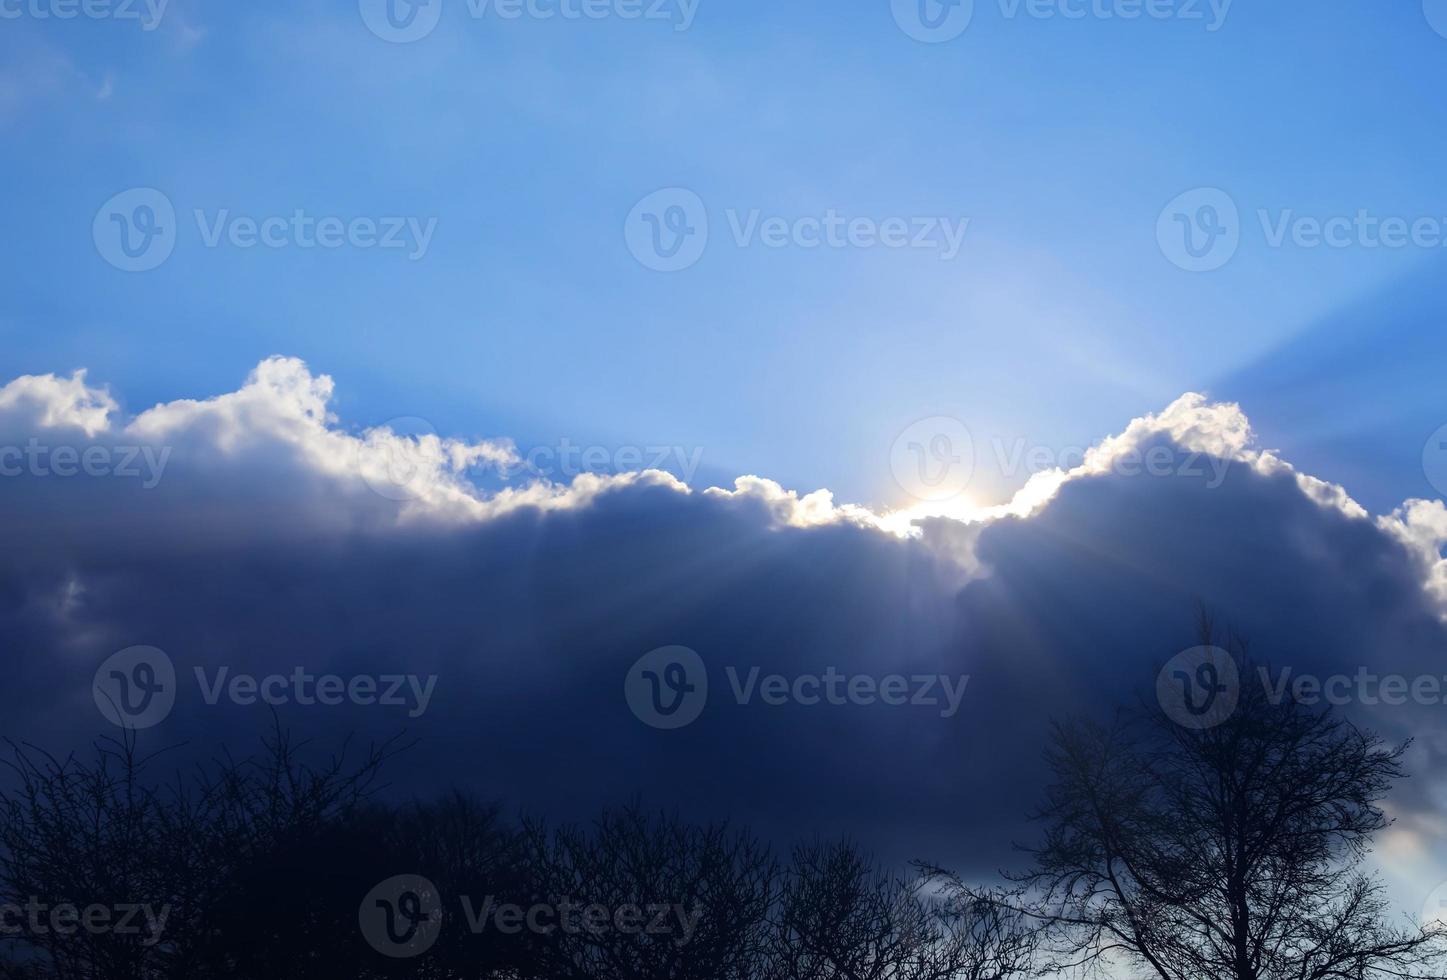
[6,0,1447,513]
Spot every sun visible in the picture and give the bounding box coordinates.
[880,493,987,537]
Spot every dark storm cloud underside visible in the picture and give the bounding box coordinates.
[1,434,1443,870]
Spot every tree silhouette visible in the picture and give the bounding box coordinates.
[0,726,402,979]
[769,839,1038,980]
[9,617,1439,980]
[517,804,777,980]
[995,617,1447,980]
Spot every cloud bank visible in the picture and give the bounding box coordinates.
[2,356,1446,897]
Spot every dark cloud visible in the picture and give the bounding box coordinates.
[1,358,1445,880]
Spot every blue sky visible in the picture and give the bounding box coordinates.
[5,0,1447,512]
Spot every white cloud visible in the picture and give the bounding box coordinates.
[0,357,1429,608]
[0,357,1406,536]
[1380,498,1447,610]
[0,369,117,437]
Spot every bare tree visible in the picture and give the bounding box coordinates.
[1009,619,1447,980]
[386,792,533,978]
[0,733,170,979]
[770,839,1038,980]
[0,726,402,979]
[518,804,777,980]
